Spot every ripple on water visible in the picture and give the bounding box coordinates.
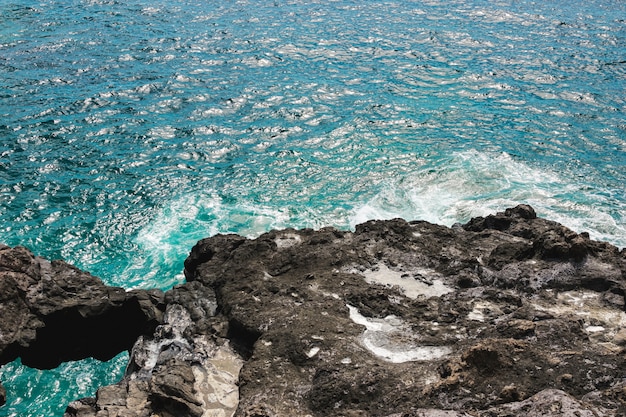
[1,0,625,415]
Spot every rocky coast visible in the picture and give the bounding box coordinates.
[1,205,625,416]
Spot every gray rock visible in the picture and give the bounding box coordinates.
[180,205,626,415]
[65,283,242,417]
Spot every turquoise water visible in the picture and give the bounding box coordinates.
[1,0,625,415]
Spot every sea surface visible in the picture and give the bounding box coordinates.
[0,0,624,415]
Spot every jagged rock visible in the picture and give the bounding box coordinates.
[65,282,242,417]
[3,206,626,416]
[180,205,626,416]
[387,412,471,417]
[0,244,165,369]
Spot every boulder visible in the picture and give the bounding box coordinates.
[486,388,611,416]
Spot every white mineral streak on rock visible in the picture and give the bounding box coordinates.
[585,326,605,333]
[128,304,243,417]
[306,347,321,358]
[274,232,302,249]
[360,263,453,299]
[347,304,452,363]
[130,304,194,374]
[194,342,243,417]
[534,289,626,346]
[467,301,502,322]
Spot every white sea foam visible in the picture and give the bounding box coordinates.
[349,150,626,248]
[129,148,625,291]
[4,0,625,415]
[130,193,292,289]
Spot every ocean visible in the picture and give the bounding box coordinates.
[0,0,624,415]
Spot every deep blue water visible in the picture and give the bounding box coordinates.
[1,0,625,415]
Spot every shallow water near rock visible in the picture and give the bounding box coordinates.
[1,0,625,415]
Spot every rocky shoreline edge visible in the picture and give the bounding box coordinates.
[1,205,625,416]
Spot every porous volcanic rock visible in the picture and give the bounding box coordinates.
[0,244,165,406]
[3,205,626,417]
[0,245,165,369]
[180,204,626,416]
[65,281,243,417]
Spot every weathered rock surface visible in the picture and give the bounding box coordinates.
[1,205,626,416]
[0,244,165,406]
[65,281,243,417]
[0,244,166,369]
[178,204,626,416]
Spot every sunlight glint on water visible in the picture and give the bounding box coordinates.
[0,0,625,415]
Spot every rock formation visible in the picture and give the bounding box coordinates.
[0,244,164,404]
[1,205,626,416]
[65,279,243,417]
[179,204,626,416]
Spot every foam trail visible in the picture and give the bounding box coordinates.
[350,150,626,248]
[129,193,292,289]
